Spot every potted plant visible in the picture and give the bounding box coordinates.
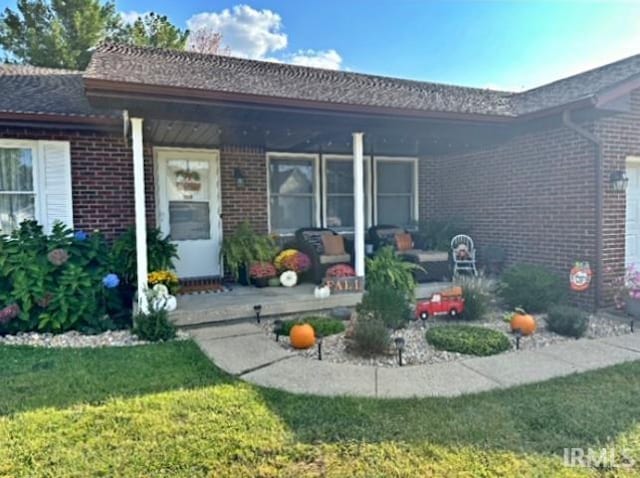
[614,264,640,318]
[220,222,278,285]
[249,262,277,288]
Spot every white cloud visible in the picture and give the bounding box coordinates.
[286,49,342,70]
[186,4,343,69]
[120,10,148,25]
[187,5,287,59]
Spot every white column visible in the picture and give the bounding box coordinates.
[353,132,366,278]
[131,117,148,313]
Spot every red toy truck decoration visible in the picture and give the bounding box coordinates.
[415,286,465,320]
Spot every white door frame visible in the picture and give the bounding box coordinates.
[154,147,222,278]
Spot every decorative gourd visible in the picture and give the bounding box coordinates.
[510,308,536,336]
[290,323,315,349]
[314,285,331,299]
[280,270,298,287]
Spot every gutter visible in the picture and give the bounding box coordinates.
[562,109,603,309]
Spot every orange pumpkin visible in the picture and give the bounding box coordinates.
[510,308,536,336]
[290,323,315,349]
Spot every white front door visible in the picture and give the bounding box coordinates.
[626,163,640,267]
[156,149,222,278]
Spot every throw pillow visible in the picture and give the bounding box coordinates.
[322,234,346,255]
[395,233,413,251]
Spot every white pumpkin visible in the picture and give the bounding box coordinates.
[280,270,298,287]
[314,285,331,299]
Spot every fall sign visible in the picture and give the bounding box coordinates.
[324,277,364,294]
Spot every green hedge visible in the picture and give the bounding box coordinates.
[279,316,346,337]
[546,305,589,338]
[426,325,511,356]
[498,264,565,313]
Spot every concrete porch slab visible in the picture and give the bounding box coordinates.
[376,361,499,398]
[460,349,580,387]
[195,333,293,376]
[242,356,377,397]
[172,282,449,328]
[601,333,640,353]
[536,339,640,371]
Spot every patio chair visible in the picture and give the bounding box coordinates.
[293,227,352,284]
[368,225,452,282]
[451,234,478,276]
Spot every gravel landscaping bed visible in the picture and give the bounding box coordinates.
[262,309,633,367]
[0,329,190,348]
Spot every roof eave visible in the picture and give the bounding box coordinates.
[83,78,516,124]
[0,111,121,128]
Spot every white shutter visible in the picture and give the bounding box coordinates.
[38,141,73,232]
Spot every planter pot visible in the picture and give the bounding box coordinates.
[237,264,251,286]
[626,297,640,318]
[252,277,270,288]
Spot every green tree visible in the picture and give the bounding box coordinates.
[0,0,122,69]
[116,12,188,50]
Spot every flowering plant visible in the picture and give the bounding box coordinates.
[611,264,640,308]
[274,249,311,273]
[326,263,356,278]
[249,262,277,279]
[148,270,179,293]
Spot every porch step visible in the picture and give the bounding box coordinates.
[171,282,449,328]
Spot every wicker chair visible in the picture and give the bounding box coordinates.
[293,227,352,284]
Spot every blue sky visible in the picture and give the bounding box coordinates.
[2,0,640,91]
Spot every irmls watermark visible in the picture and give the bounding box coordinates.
[563,447,636,469]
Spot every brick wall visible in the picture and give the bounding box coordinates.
[0,126,155,240]
[421,121,599,307]
[594,89,640,303]
[219,145,268,236]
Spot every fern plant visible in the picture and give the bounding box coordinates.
[365,246,420,300]
[220,222,277,282]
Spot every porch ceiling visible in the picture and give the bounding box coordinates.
[129,100,515,156]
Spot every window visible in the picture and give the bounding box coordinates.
[268,154,319,233]
[374,157,418,226]
[323,155,371,231]
[0,144,37,234]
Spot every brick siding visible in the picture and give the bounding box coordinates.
[0,126,155,240]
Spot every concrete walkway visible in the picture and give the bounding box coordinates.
[191,322,640,398]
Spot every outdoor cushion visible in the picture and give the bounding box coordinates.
[322,234,346,255]
[319,253,351,264]
[395,233,413,251]
[399,250,448,262]
[301,230,327,253]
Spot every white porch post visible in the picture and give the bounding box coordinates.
[352,132,366,278]
[131,117,149,312]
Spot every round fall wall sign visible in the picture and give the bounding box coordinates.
[570,262,592,291]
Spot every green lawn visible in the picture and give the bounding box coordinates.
[1,341,639,476]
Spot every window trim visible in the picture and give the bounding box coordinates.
[266,152,321,234]
[0,139,42,231]
[373,156,419,226]
[321,154,372,232]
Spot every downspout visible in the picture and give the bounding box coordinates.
[562,109,603,309]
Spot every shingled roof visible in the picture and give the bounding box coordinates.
[5,43,640,122]
[0,64,118,121]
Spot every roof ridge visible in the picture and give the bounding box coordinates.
[92,42,514,96]
[518,52,640,96]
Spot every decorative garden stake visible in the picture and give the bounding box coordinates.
[394,337,405,366]
[514,329,522,350]
[632,319,635,333]
[317,333,323,360]
[254,304,262,324]
[273,319,283,341]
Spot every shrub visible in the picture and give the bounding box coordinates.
[352,316,390,355]
[498,264,565,312]
[111,227,179,286]
[455,274,491,320]
[280,316,345,337]
[545,305,589,338]
[417,217,470,250]
[365,246,419,299]
[133,309,176,342]
[426,325,510,356]
[0,221,126,333]
[357,284,411,330]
